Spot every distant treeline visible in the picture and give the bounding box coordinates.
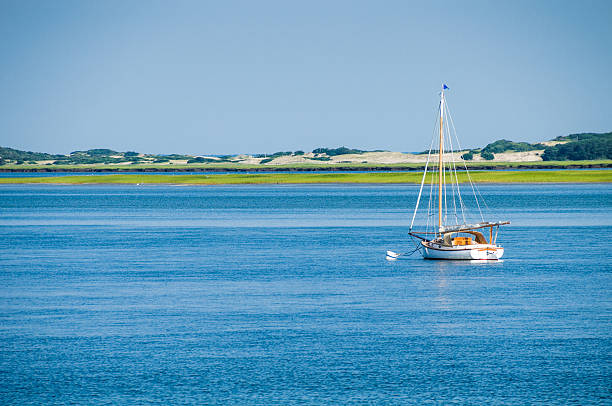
[255,147,377,158]
[0,147,61,164]
[0,147,197,165]
[541,132,612,161]
[252,147,384,163]
[0,145,381,165]
[1,133,611,165]
[312,147,375,156]
[460,139,546,161]
[460,133,611,161]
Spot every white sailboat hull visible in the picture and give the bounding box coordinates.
[421,241,504,260]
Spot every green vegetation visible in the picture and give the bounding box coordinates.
[461,151,474,160]
[1,160,610,172]
[72,148,117,156]
[542,132,612,161]
[255,151,293,159]
[53,156,123,165]
[481,139,546,154]
[187,157,219,163]
[1,131,610,169]
[0,147,209,166]
[0,146,61,162]
[312,147,367,156]
[480,151,495,160]
[159,154,192,160]
[553,132,611,142]
[0,170,609,185]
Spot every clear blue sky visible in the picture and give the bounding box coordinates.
[1,0,611,155]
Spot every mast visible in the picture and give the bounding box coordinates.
[438,86,445,232]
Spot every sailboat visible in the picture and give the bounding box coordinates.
[389,85,509,260]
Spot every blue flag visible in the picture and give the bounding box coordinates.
[443,84,449,90]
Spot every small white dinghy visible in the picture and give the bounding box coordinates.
[386,250,401,260]
[391,85,509,260]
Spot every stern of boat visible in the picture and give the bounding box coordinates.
[469,246,504,260]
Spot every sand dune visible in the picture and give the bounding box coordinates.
[252,150,545,165]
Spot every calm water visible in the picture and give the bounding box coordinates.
[0,184,610,404]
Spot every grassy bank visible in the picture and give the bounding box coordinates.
[0,160,611,172]
[0,170,610,185]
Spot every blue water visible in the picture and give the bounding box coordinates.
[1,184,610,404]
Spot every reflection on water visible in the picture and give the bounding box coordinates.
[434,268,451,311]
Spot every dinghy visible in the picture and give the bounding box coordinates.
[386,250,401,260]
[403,85,509,260]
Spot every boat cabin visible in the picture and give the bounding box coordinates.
[442,231,489,246]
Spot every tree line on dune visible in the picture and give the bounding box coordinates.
[460,132,611,161]
[0,132,610,165]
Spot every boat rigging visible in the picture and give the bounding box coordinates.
[387,85,509,261]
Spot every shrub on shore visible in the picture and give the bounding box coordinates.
[481,151,495,160]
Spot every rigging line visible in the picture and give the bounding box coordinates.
[457,150,485,222]
[446,105,458,224]
[442,148,447,226]
[445,96,493,218]
[441,108,447,228]
[416,106,441,233]
[426,158,431,232]
[453,151,468,223]
[426,165,432,232]
[473,174,491,218]
[443,102,459,224]
[443,108,453,224]
[427,163,436,234]
[447,109,457,222]
[446,102,467,224]
[455,159,468,223]
[447,120,464,223]
[409,234,423,252]
[446,97,492,219]
[468,156,492,215]
[410,127,436,230]
[404,245,421,256]
[445,100,485,222]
